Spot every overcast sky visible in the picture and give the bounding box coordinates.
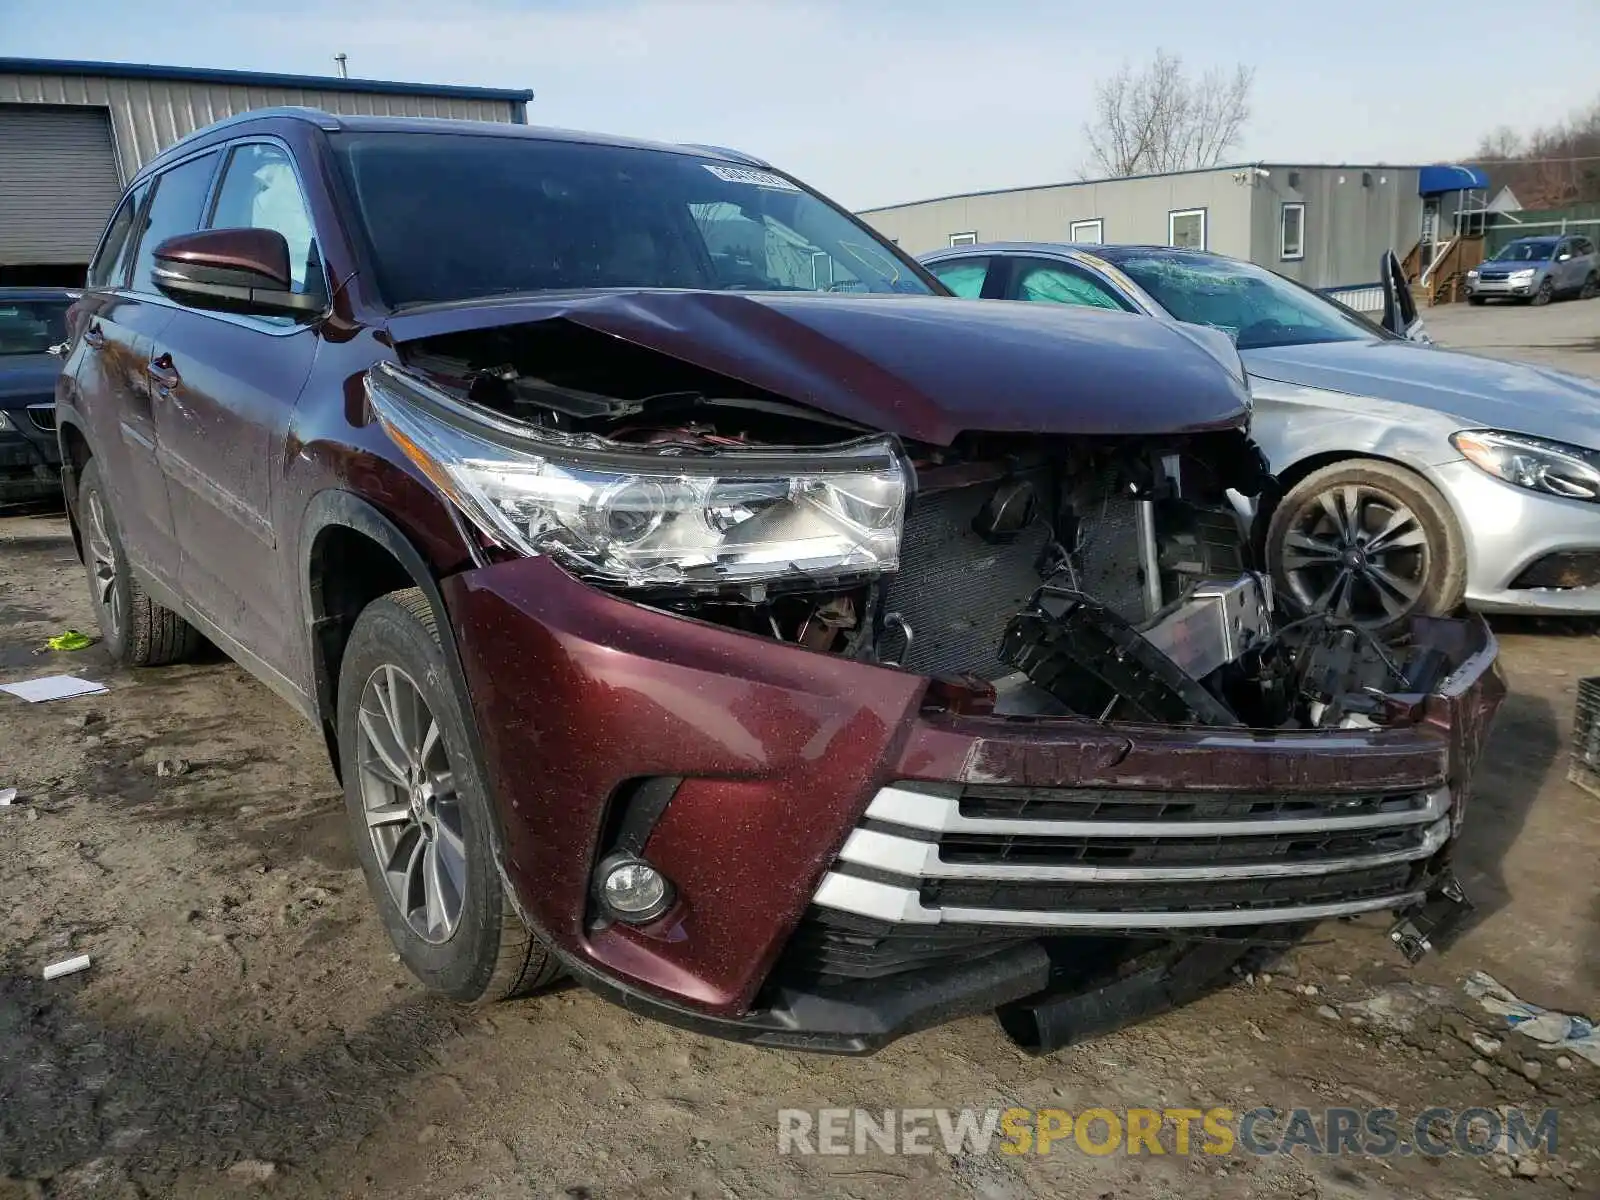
[4,0,1597,210]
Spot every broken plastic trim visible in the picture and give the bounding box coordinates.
[365,362,911,591]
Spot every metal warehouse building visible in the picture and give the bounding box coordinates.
[861,162,1490,297]
[0,57,533,284]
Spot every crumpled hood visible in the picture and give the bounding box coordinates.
[386,290,1251,445]
[0,353,61,406]
[1242,338,1600,446]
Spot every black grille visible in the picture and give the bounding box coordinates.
[922,863,1417,913]
[777,909,1024,981]
[957,784,1433,823]
[939,823,1428,868]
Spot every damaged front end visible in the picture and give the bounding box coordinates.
[367,306,1504,1054]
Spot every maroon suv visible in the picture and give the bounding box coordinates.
[57,110,1504,1053]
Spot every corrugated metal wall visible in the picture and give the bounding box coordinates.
[0,105,125,263]
[0,71,519,181]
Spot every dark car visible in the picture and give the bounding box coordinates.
[0,287,75,506]
[56,110,1503,1054]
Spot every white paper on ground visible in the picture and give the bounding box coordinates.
[43,954,92,980]
[0,787,15,806]
[0,675,108,703]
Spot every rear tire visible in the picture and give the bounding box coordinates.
[76,458,202,666]
[1581,272,1598,300]
[1265,459,1466,634]
[336,587,560,1003]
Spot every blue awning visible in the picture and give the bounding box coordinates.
[1419,164,1491,195]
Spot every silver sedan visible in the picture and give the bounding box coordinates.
[921,242,1600,628]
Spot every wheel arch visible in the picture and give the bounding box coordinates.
[55,416,93,562]
[1255,448,1456,550]
[299,491,473,782]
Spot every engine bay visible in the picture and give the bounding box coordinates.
[386,324,1462,736]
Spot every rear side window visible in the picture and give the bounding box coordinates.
[928,258,989,298]
[208,143,325,299]
[88,183,149,289]
[129,151,222,295]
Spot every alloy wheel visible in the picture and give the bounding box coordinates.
[355,664,467,945]
[1533,278,1554,306]
[84,489,122,641]
[1278,483,1430,626]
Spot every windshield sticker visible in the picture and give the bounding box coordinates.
[702,164,801,192]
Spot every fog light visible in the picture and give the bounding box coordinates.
[596,854,674,923]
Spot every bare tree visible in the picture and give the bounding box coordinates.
[1084,50,1254,177]
[1466,95,1600,207]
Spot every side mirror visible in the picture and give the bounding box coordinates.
[151,229,323,318]
[1558,253,1572,261]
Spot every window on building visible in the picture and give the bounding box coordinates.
[208,142,325,301]
[949,232,977,247]
[130,150,222,295]
[1009,259,1133,311]
[1168,209,1206,250]
[1069,218,1104,244]
[1280,202,1305,261]
[928,257,989,298]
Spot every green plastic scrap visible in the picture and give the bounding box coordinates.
[45,630,94,652]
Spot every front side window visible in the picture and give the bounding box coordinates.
[1280,203,1305,260]
[130,151,222,295]
[1109,250,1384,349]
[1011,260,1131,311]
[1168,208,1206,250]
[88,183,149,289]
[1069,218,1104,244]
[0,300,71,356]
[330,132,935,307]
[209,142,324,299]
[928,258,989,298]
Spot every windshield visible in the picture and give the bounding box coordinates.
[0,299,70,356]
[1491,240,1556,262]
[1108,252,1384,349]
[331,132,935,307]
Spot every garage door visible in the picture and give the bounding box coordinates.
[0,105,124,266]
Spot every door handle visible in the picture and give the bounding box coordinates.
[83,325,105,350]
[147,354,181,396]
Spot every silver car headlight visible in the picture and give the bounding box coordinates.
[1451,429,1600,502]
[1509,268,1537,282]
[366,363,906,590]
[0,412,13,432]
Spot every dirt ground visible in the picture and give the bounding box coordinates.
[2,304,1598,1199]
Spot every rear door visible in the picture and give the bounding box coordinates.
[147,139,326,668]
[1001,257,1138,311]
[1379,250,1430,343]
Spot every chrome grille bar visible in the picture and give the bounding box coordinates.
[866,784,1449,838]
[836,816,1451,883]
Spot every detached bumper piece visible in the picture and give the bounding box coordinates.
[812,781,1451,934]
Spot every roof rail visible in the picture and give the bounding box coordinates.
[143,106,343,170]
[680,142,770,169]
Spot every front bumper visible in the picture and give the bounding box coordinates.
[442,557,1503,1050]
[1466,275,1537,297]
[0,416,63,502]
[1436,459,1600,614]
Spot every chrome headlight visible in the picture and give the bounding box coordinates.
[1466,269,1479,280]
[1509,268,1537,282]
[366,363,906,590]
[1451,429,1600,502]
[0,412,12,432]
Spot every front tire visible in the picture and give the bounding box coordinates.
[336,587,559,1003]
[1265,460,1466,634]
[1532,278,1555,306]
[76,458,201,666]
